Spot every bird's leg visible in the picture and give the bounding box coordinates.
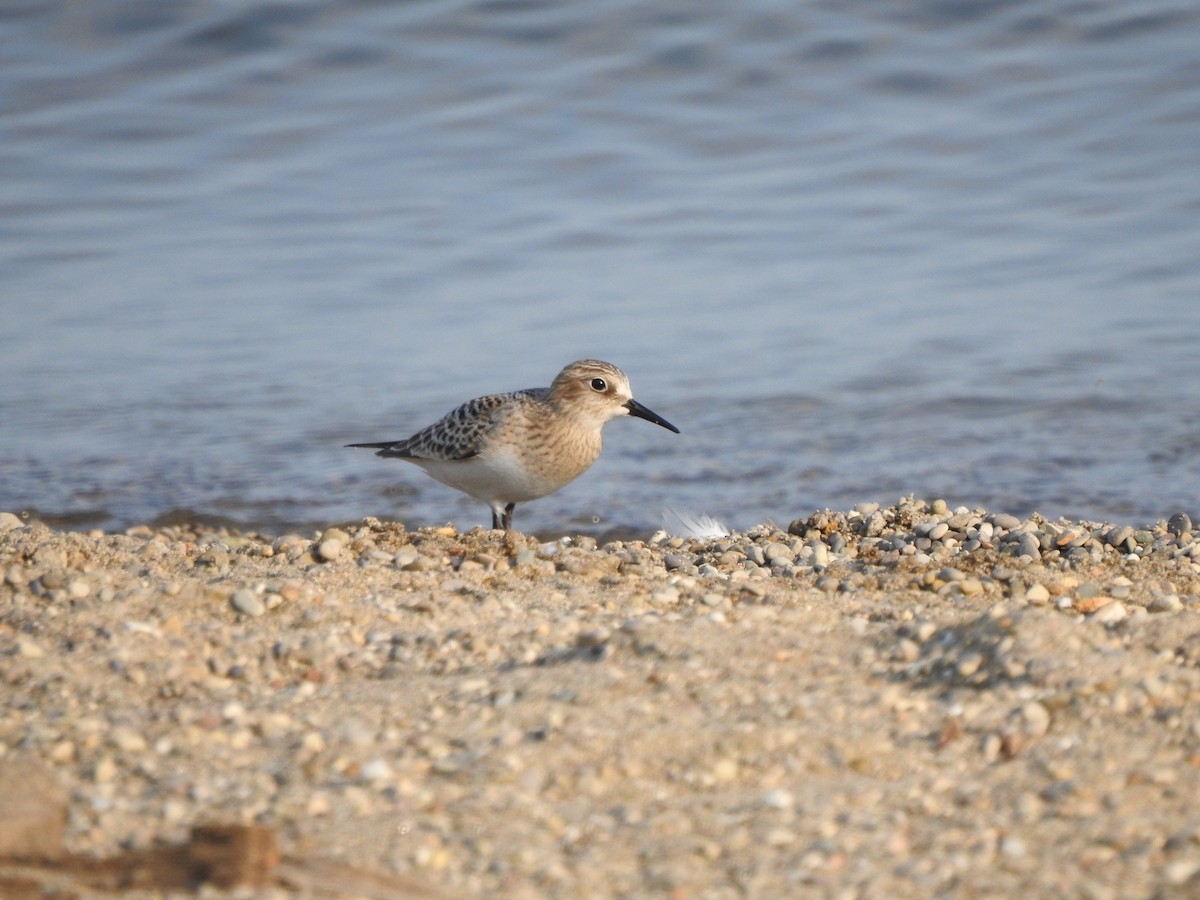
[502,502,516,531]
[491,508,503,530]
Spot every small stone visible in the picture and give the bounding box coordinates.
[762,542,794,563]
[1105,525,1134,548]
[393,546,420,569]
[894,638,920,662]
[1025,584,1051,604]
[1073,595,1113,614]
[306,792,332,816]
[1149,594,1184,613]
[1167,513,1193,538]
[663,552,690,571]
[319,527,351,545]
[990,514,1021,531]
[16,637,45,658]
[39,569,67,590]
[316,539,344,562]
[1055,530,1082,548]
[1000,835,1027,859]
[230,589,266,617]
[957,653,984,678]
[1013,534,1041,559]
[194,548,230,569]
[1165,859,1200,886]
[1091,602,1127,626]
[765,828,796,847]
[575,628,612,649]
[809,542,830,568]
[360,758,394,782]
[1019,702,1051,738]
[273,534,309,552]
[650,587,680,606]
[93,756,118,784]
[0,512,25,533]
[712,759,739,783]
[761,788,795,810]
[109,726,148,753]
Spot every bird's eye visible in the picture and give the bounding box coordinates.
[590,378,607,392]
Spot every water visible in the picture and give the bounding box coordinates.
[3,0,1199,536]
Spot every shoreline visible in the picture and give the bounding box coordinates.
[4,498,1200,896]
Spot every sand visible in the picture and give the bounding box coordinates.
[3,499,1200,898]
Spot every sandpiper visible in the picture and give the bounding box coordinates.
[348,359,680,531]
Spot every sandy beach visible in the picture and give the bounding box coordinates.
[4,499,1200,898]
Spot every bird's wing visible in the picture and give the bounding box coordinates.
[362,390,535,461]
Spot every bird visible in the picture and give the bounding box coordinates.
[347,359,680,531]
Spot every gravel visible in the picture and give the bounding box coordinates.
[4,498,1200,897]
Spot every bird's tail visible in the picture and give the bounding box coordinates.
[346,440,411,458]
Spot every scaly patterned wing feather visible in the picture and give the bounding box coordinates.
[373,390,539,461]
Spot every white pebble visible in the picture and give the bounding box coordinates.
[316,539,344,562]
[230,589,266,617]
[761,788,795,810]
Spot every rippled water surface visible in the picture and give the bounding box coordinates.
[3,0,1199,534]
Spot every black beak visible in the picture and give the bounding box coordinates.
[625,399,680,433]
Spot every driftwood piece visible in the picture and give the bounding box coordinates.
[0,758,439,898]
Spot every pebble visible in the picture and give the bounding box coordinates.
[109,726,148,753]
[761,788,795,810]
[1090,602,1127,626]
[394,546,420,568]
[360,758,394,782]
[1149,594,1184,613]
[273,534,309,552]
[1165,860,1200,886]
[1012,533,1042,559]
[1105,525,1134,549]
[1019,702,1051,738]
[1000,836,1028,860]
[809,542,830,568]
[762,542,794,563]
[17,636,46,658]
[193,547,230,569]
[663,552,691,571]
[1025,584,1051,604]
[711,759,739,783]
[230,589,266,617]
[316,539,345,562]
